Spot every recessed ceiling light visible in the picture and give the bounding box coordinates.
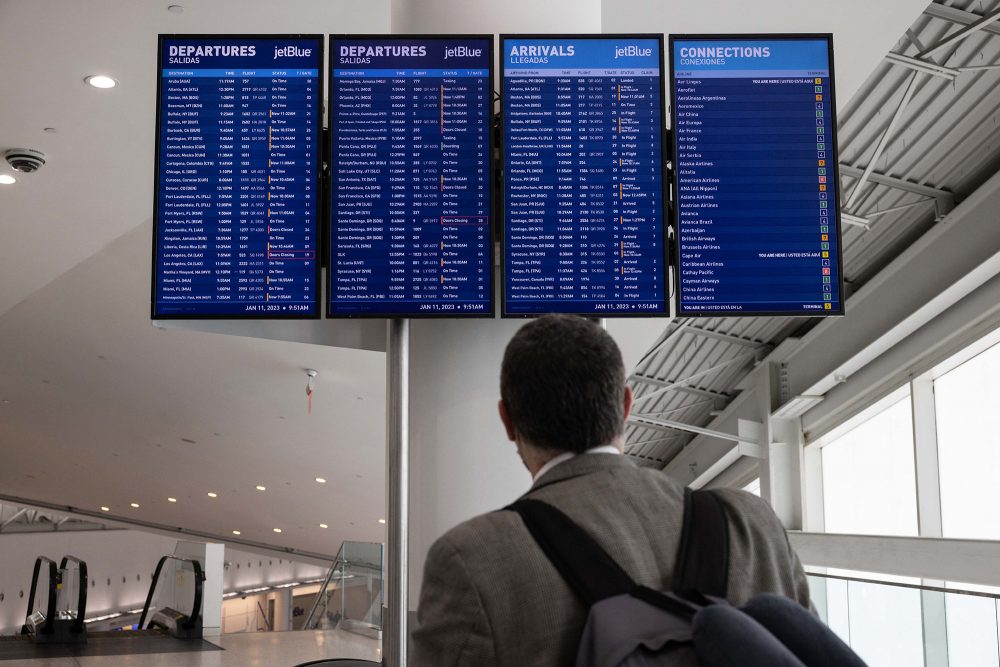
[167,497,177,503]
[85,75,118,89]
[232,530,241,535]
[100,506,110,512]
[378,518,386,524]
[130,502,140,508]
[207,492,217,498]
[255,485,266,491]
[273,528,282,533]
[315,477,326,484]
[319,523,328,529]
[0,175,15,185]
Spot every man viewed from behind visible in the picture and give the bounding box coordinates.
[412,314,812,667]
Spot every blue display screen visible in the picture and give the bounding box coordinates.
[153,36,322,318]
[329,37,493,317]
[502,37,668,316]
[672,37,844,316]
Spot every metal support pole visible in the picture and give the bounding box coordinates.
[384,318,410,667]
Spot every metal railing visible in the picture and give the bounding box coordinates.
[302,541,383,635]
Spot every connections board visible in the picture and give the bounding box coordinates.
[671,35,844,317]
[328,36,494,317]
[152,35,323,318]
[501,35,669,317]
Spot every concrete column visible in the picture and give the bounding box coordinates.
[389,0,605,612]
[174,541,224,637]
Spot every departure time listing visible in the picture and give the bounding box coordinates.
[329,37,493,317]
[153,36,322,317]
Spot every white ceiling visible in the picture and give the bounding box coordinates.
[0,0,931,556]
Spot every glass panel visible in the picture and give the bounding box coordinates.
[934,340,1000,540]
[808,574,1000,667]
[55,566,80,620]
[945,592,1000,666]
[846,579,924,667]
[822,393,918,536]
[27,563,54,625]
[741,478,761,497]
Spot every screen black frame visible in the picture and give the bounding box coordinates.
[151,33,325,320]
[498,33,671,319]
[326,34,497,319]
[668,33,846,318]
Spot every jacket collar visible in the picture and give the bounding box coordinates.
[525,452,635,495]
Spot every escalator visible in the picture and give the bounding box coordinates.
[1,553,220,660]
[129,554,205,639]
[20,555,88,644]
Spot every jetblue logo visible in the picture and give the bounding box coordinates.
[274,45,313,58]
[445,46,483,60]
[615,45,652,59]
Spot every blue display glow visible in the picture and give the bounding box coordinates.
[502,36,668,316]
[328,37,493,317]
[672,37,844,316]
[153,36,322,318]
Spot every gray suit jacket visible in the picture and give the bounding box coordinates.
[412,454,811,667]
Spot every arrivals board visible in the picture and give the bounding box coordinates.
[502,35,668,317]
[329,36,494,317]
[153,35,322,318]
[671,35,844,317]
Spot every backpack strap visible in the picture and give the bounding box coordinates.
[672,488,730,598]
[507,499,635,606]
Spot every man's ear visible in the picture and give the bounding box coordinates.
[498,399,517,442]
[623,385,634,422]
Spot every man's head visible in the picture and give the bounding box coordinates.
[499,314,633,461]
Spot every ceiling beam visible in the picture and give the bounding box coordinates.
[685,326,770,348]
[924,3,1000,37]
[844,71,921,211]
[840,164,956,212]
[630,373,733,401]
[628,415,761,445]
[632,351,758,407]
[885,51,958,79]
[918,7,1000,59]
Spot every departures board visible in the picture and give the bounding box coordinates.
[501,35,669,317]
[328,36,494,317]
[153,35,323,318]
[671,35,844,317]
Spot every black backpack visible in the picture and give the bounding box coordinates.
[508,488,867,667]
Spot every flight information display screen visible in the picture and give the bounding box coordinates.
[671,35,844,317]
[329,36,494,317]
[502,35,668,317]
[153,35,322,318]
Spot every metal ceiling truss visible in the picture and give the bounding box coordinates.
[631,350,759,408]
[845,3,1000,218]
[0,502,111,534]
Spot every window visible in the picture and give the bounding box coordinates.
[742,478,760,497]
[934,338,1000,540]
[820,388,918,536]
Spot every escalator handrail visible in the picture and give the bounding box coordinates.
[58,555,88,634]
[24,556,58,635]
[139,555,206,631]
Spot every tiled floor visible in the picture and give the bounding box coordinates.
[0,628,381,667]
